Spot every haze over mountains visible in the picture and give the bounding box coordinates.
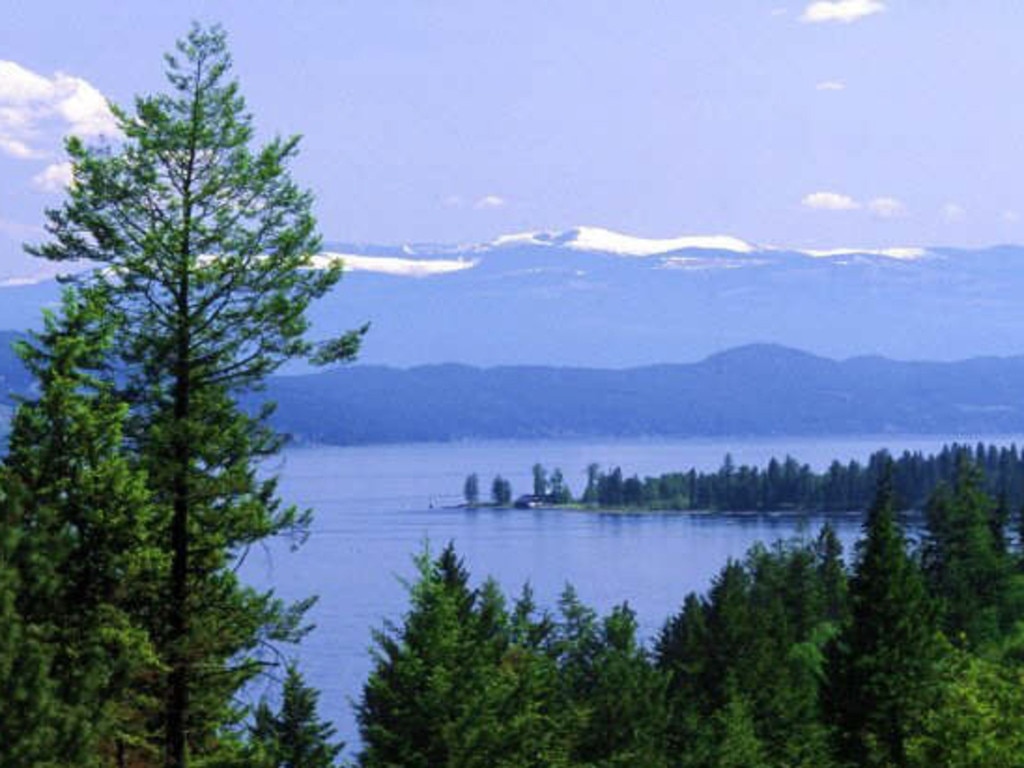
[4,225,1024,367]
[2,226,1024,443]
[262,344,1024,445]
[294,226,1024,366]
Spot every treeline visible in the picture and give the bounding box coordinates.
[368,458,1024,767]
[466,442,1024,513]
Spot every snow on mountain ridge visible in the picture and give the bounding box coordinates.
[315,252,477,277]
[568,226,756,255]
[490,226,756,256]
[486,226,930,261]
[802,246,929,260]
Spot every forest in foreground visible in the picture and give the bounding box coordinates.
[381,457,1024,768]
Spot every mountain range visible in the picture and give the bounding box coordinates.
[5,226,1024,367]
[0,328,1021,444]
[0,227,1023,443]
[262,344,1024,444]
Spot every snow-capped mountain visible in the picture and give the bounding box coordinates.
[1,227,1022,367]
[323,226,930,276]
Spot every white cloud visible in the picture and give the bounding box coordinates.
[815,80,846,91]
[800,0,886,24]
[0,136,44,159]
[0,61,55,102]
[1003,210,1019,223]
[942,202,966,222]
[31,161,72,193]
[474,194,506,210]
[868,196,906,218]
[802,191,861,211]
[0,60,119,160]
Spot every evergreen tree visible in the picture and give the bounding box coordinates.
[491,475,512,506]
[704,693,770,768]
[0,547,60,768]
[829,469,940,767]
[582,463,600,505]
[549,468,572,504]
[0,290,158,765]
[815,523,848,624]
[906,644,1024,768]
[552,594,668,767]
[463,473,480,506]
[357,544,507,767]
[251,665,344,768]
[30,25,362,766]
[656,592,708,757]
[922,454,1012,646]
[532,463,549,497]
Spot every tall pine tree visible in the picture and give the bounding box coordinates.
[30,25,363,767]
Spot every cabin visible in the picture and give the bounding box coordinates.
[514,494,547,509]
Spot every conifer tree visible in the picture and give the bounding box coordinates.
[463,473,480,506]
[0,546,60,768]
[357,544,508,767]
[251,665,344,768]
[0,290,158,765]
[30,25,362,767]
[922,454,1012,646]
[829,469,940,767]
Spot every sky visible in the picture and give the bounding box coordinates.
[2,1,1024,279]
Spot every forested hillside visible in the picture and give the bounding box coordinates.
[264,346,1024,444]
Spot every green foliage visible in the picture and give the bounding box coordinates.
[906,644,1024,768]
[829,469,941,768]
[358,546,672,768]
[0,290,159,766]
[922,454,1015,647]
[549,468,573,504]
[25,23,357,766]
[571,442,1024,512]
[0,552,61,768]
[657,537,842,768]
[251,665,343,768]
[703,693,770,768]
[532,463,548,497]
[491,475,512,506]
[463,473,479,506]
[552,590,669,767]
[357,543,506,767]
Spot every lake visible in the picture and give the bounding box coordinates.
[243,433,1023,749]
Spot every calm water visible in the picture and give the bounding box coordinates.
[243,434,1023,748]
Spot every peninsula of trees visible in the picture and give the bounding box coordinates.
[465,442,1024,518]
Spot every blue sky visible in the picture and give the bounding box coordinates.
[2,1,1023,278]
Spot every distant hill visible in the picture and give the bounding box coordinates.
[0,337,1020,444]
[262,345,1024,444]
